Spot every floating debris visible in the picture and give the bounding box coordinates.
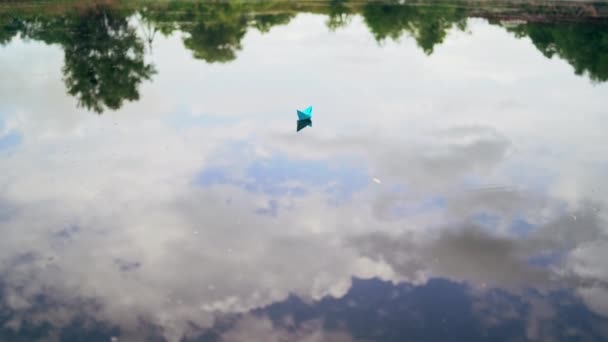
[373,178,382,184]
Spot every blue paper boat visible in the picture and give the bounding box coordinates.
[297,106,312,120]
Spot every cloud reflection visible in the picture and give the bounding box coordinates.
[0,3,607,341]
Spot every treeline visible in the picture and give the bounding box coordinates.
[1,0,606,113]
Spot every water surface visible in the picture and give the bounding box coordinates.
[1,1,608,341]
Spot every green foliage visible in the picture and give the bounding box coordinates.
[60,10,155,113]
[141,1,295,63]
[4,6,155,113]
[181,2,249,63]
[326,0,351,31]
[510,22,608,82]
[362,2,467,54]
[0,0,606,116]
[253,13,295,33]
[0,16,22,45]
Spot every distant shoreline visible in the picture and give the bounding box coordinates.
[1,0,607,24]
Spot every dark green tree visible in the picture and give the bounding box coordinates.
[62,10,155,113]
[141,1,295,64]
[326,0,351,31]
[27,6,155,113]
[510,22,608,82]
[362,2,467,54]
[177,2,249,63]
[0,16,22,45]
[253,13,294,33]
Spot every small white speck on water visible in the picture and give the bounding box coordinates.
[111,337,118,342]
[571,215,577,221]
[372,178,381,184]
[193,231,199,235]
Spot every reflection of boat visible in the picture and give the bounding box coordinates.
[297,118,312,132]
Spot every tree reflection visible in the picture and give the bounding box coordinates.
[1,6,156,113]
[27,7,155,113]
[253,13,295,33]
[362,2,467,54]
[0,0,607,102]
[143,2,294,63]
[0,16,22,45]
[326,0,351,31]
[181,3,248,63]
[509,22,608,82]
